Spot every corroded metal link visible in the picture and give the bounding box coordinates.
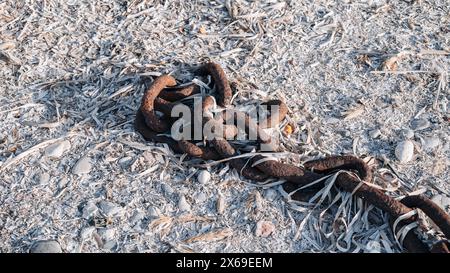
[158,83,200,102]
[196,62,233,107]
[259,100,289,129]
[134,109,181,153]
[400,195,450,239]
[140,75,177,132]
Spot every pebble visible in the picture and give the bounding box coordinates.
[29,240,62,253]
[72,156,92,175]
[403,129,414,139]
[162,183,174,196]
[82,201,98,219]
[197,170,211,184]
[129,210,145,224]
[216,195,225,215]
[411,118,430,131]
[102,240,117,250]
[148,206,161,218]
[194,192,207,203]
[37,172,50,185]
[255,220,275,237]
[45,140,71,159]
[98,201,124,218]
[178,194,191,212]
[80,227,96,240]
[395,140,414,163]
[422,136,440,151]
[264,188,278,201]
[369,129,381,139]
[431,194,450,210]
[97,228,115,242]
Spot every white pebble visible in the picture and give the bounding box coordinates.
[148,206,161,218]
[194,192,207,203]
[395,140,414,163]
[45,140,71,159]
[178,194,191,212]
[255,220,275,237]
[97,228,116,241]
[403,129,414,139]
[98,201,124,218]
[82,201,98,219]
[217,195,226,215]
[37,172,50,185]
[72,156,92,175]
[369,129,381,139]
[29,240,62,253]
[197,170,211,184]
[80,227,96,240]
[264,188,278,201]
[422,136,440,151]
[129,210,145,224]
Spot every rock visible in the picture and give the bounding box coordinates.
[194,192,207,203]
[37,172,50,185]
[162,183,174,196]
[255,220,275,237]
[97,228,115,242]
[82,201,98,219]
[129,210,145,224]
[422,136,440,151]
[72,156,92,175]
[148,206,161,218]
[395,140,414,163]
[102,240,117,250]
[411,118,430,131]
[29,240,62,253]
[178,194,191,212]
[403,129,414,139]
[80,227,96,240]
[197,170,211,184]
[264,188,278,201]
[45,140,71,159]
[216,195,225,215]
[369,129,381,139]
[431,194,450,210]
[98,201,124,218]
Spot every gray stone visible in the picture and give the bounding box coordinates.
[129,210,145,224]
[80,227,96,240]
[194,192,207,203]
[411,118,430,131]
[82,201,98,219]
[148,207,160,218]
[30,240,62,253]
[72,156,92,175]
[37,172,50,185]
[45,140,71,159]
[403,129,414,139]
[422,136,440,151]
[369,129,381,139]
[98,201,124,218]
[264,188,278,201]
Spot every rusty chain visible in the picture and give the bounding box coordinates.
[134,62,450,253]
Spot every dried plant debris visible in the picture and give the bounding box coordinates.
[0,0,449,253]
